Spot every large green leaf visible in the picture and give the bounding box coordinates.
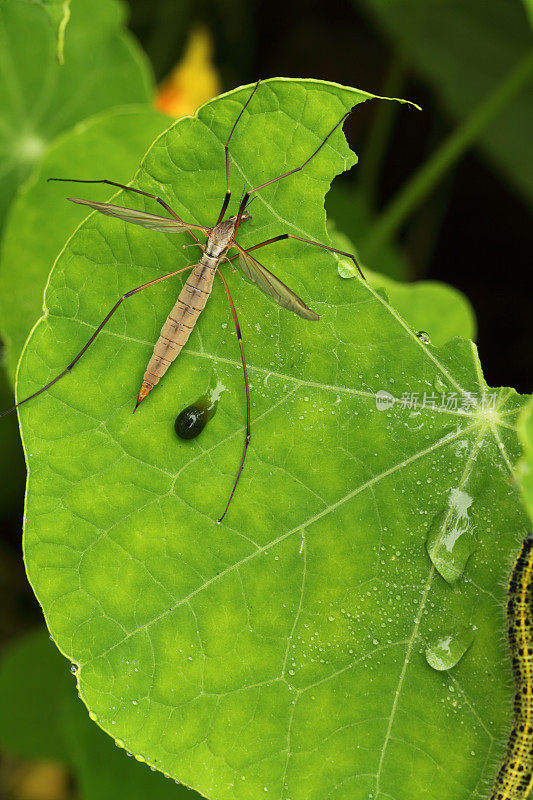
[0,629,198,798]
[0,105,170,384]
[358,0,533,206]
[0,0,152,231]
[16,79,529,799]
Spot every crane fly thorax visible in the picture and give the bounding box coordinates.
[206,218,237,260]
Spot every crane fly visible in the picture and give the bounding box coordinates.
[1,80,364,522]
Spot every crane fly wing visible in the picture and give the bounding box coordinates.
[235,244,319,320]
[68,198,209,235]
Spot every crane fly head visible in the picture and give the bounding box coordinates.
[226,211,252,225]
[216,211,252,247]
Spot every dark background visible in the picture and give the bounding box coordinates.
[2,0,532,653]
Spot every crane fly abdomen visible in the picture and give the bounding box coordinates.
[135,218,239,409]
[136,259,217,407]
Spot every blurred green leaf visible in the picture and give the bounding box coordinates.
[0,105,170,384]
[0,366,25,516]
[0,629,199,798]
[358,0,533,206]
[0,0,153,232]
[16,79,529,799]
[522,0,533,27]
[0,629,68,761]
[26,0,72,64]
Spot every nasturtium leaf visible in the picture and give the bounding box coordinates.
[0,0,152,231]
[0,629,199,798]
[517,397,533,523]
[16,79,530,799]
[0,106,170,384]
[358,0,533,207]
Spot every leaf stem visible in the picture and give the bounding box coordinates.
[364,49,533,256]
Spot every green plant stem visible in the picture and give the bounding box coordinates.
[364,49,533,257]
[359,51,407,210]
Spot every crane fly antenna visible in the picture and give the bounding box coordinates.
[217,80,261,224]
[235,104,355,231]
[0,265,196,420]
[215,268,250,524]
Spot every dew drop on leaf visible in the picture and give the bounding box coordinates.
[416,330,431,344]
[425,627,474,670]
[426,488,475,583]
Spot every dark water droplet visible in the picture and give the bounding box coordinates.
[417,331,431,344]
[174,381,225,441]
[175,404,210,439]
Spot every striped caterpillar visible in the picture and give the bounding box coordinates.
[489,536,533,800]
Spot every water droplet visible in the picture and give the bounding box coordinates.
[174,380,225,440]
[416,331,431,344]
[426,488,474,583]
[70,663,78,675]
[337,256,355,278]
[425,626,474,670]
[433,375,448,394]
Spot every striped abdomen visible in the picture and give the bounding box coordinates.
[489,537,533,800]
[136,259,216,406]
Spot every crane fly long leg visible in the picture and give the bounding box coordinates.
[235,105,355,231]
[243,233,365,280]
[48,177,202,245]
[215,268,250,524]
[0,265,195,420]
[217,80,261,225]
